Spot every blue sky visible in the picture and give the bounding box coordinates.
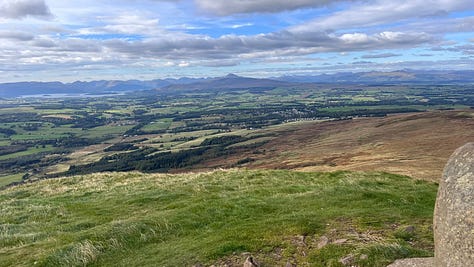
[0,0,473,82]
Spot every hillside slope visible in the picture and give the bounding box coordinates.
[1,170,437,266]
[205,110,474,182]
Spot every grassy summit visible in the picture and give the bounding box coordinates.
[0,170,436,266]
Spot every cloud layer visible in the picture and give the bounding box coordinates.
[195,0,342,15]
[0,0,472,81]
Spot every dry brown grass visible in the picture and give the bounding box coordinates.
[206,110,474,181]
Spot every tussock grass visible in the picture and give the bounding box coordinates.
[0,169,437,266]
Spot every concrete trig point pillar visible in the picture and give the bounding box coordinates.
[388,143,474,267]
[433,142,474,266]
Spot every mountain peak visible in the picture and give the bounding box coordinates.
[224,73,240,78]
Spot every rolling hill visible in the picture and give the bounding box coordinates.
[198,110,474,182]
[3,69,474,98]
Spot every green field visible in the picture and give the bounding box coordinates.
[140,118,173,132]
[0,173,23,187]
[0,170,437,266]
[0,83,473,185]
[0,145,55,160]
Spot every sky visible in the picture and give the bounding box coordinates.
[0,0,473,82]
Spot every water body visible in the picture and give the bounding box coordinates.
[17,92,125,98]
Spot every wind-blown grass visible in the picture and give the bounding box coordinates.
[0,170,437,266]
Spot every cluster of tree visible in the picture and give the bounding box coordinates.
[71,114,107,129]
[0,145,27,156]
[200,135,247,146]
[18,123,41,131]
[0,113,38,123]
[104,143,138,152]
[61,135,257,176]
[0,128,17,136]
[0,152,62,173]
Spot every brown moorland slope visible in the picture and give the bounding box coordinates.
[204,110,474,181]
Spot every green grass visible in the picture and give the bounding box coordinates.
[78,125,134,139]
[0,170,436,266]
[140,118,173,132]
[0,145,55,160]
[0,173,23,188]
[0,140,10,146]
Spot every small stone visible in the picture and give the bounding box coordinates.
[404,225,415,234]
[332,238,348,244]
[317,235,329,249]
[285,261,295,267]
[359,254,368,260]
[243,256,259,267]
[298,235,307,246]
[339,254,354,266]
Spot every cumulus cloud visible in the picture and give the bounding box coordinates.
[100,29,432,61]
[195,0,344,15]
[291,0,473,32]
[0,0,473,82]
[0,0,52,19]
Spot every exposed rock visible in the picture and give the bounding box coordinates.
[243,256,259,267]
[404,225,415,234]
[387,143,474,267]
[285,261,295,267]
[297,235,307,246]
[332,238,348,245]
[434,142,474,267]
[339,254,355,266]
[387,257,434,267]
[317,235,329,249]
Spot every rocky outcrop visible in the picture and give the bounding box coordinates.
[387,257,434,267]
[243,256,259,267]
[433,142,474,266]
[388,143,474,267]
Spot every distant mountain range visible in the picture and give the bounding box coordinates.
[276,70,474,84]
[1,70,473,98]
[156,73,291,93]
[0,78,207,98]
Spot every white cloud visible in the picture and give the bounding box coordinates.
[231,23,253,29]
[0,0,473,81]
[178,61,190,67]
[291,0,473,32]
[339,33,370,44]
